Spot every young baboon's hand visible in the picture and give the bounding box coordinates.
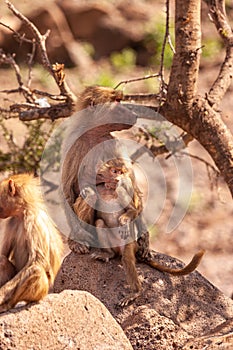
[119,213,131,226]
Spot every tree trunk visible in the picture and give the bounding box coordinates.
[161,0,233,196]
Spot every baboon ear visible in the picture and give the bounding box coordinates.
[8,179,16,196]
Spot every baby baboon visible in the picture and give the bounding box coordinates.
[0,173,63,313]
[74,159,205,306]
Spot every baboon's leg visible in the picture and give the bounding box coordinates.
[119,241,141,307]
[0,265,49,313]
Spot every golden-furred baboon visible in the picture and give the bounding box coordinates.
[73,158,205,306]
[0,173,63,313]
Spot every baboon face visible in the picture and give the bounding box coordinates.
[97,159,128,184]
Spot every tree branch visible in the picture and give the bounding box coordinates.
[158,0,233,197]
[114,73,160,90]
[18,104,74,122]
[5,0,52,74]
[159,0,174,90]
[2,0,76,120]
[0,49,36,103]
[204,0,233,107]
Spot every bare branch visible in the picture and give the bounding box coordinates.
[114,73,160,90]
[0,1,77,121]
[181,151,220,175]
[204,0,233,107]
[0,49,36,103]
[206,0,233,44]
[114,2,175,105]
[31,90,67,101]
[5,0,76,108]
[18,104,74,121]
[159,0,171,86]
[27,41,37,88]
[131,130,193,161]
[167,34,176,55]
[0,108,18,119]
[122,93,162,103]
[0,21,34,44]
[5,0,53,74]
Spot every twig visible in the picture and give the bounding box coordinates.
[5,0,76,106]
[130,146,153,162]
[167,33,176,54]
[114,73,160,90]
[159,0,169,85]
[0,49,36,103]
[0,1,77,121]
[158,0,175,94]
[27,40,36,88]
[130,131,193,161]
[0,108,18,119]
[181,151,220,175]
[5,0,52,74]
[31,90,67,101]
[122,93,161,102]
[0,21,34,44]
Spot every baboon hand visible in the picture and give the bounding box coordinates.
[119,213,131,226]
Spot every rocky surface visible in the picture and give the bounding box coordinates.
[0,290,132,350]
[54,250,233,349]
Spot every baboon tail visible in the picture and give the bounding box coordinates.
[145,250,205,276]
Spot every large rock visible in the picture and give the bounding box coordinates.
[0,290,132,350]
[54,250,233,349]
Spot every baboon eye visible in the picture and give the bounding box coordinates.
[110,168,117,174]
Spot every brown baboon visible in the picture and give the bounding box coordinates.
[0,174,63,313]
[73,159,205,306]
[62,85,150,257]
